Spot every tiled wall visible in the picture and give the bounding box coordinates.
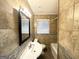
[73,0,79,59]
[34,15,57,44]
[59,44,74,59]
[0,0,33,59]
[59,0,79,59]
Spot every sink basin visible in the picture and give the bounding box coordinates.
[20,40,45,59]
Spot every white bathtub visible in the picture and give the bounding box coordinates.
[51,43,58,59]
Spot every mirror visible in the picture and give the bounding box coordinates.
[18,9,30,45]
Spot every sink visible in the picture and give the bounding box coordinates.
[20,39,45,59]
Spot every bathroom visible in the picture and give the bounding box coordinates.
[0,0,79,59]
[0,0,58,59]
[19,0,58,59]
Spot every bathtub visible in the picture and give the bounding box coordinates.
[51,43,58,59]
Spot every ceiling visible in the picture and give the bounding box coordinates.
[28,0,58,15]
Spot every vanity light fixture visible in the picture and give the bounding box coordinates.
[20,8,32,18]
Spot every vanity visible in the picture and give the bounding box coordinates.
[20,39,45,59]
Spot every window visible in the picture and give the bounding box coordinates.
[36,19,49,34]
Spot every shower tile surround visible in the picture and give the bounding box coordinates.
[59,0,79,59]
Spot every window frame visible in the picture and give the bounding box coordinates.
[36,19,50,34]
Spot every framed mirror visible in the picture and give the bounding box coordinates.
[18,9,30,45]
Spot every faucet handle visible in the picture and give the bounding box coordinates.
[34,38,38,42]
